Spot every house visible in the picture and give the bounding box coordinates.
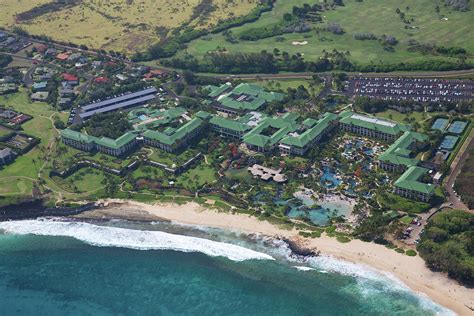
[31,92,49,101]
[61,73,79,85]
[32,81,48,91]
[91,61,102,68]
[59,98,72,107]
[93,76,109,84]
[0,148,14,165]
[68,53,82,61]
[0,109,17,119]
[44,48,57,56]
[116,74,128,81]
[56,53,70,61]
[39,73,54,81]
[34,44,48,54]
[0,83,18,95]
[59,88,74,97]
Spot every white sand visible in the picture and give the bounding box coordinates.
[77,199,473,315]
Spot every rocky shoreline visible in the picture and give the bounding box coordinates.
[0,199,98,221]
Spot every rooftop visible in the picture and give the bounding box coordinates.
[339,111,409,135]
[394,166,435,195]
[378,131,428,167]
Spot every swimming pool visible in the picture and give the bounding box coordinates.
[320,166,341,189]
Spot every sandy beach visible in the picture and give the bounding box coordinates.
[76,199,473,316]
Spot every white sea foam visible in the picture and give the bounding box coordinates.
[293,266,315,271]
[266,240,454,315]
[0,219,274,262]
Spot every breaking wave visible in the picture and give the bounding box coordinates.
[0,219,274,262]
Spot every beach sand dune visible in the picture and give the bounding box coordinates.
[76,200,473,316]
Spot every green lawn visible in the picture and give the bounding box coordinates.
[147,147,199,167]
[375,109,427,123]
[178,0,473,67]
[177,163,216,190]
[51,168,107,193]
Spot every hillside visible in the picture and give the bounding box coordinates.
[0,0,259,52]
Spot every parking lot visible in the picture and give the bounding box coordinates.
[349,77,474,102]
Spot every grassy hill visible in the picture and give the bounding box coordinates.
[174,0,474,70]
[0,0,259,52]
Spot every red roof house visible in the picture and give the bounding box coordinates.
[56,53,70,61]
[93,76,109,84]
[62,73,79,82]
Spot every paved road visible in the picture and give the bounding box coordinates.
[444,130,474,212]
[3,30,474,80]
[404,204,451,246]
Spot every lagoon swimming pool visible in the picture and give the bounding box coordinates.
[286,199,353,226]
[320,166,341,189]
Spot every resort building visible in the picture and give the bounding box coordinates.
[248,164,287,183]
[378,131,428,172]
[243,113,299,153]
[209,116,252,139]
[94,132,139,157]
[393,166,435,202]
[279,113,338,156]
[60,129,139,157]
[338,111,408,142]
[208,111,266,139]
[142,117,206,152]
[207,83,285,115]
[61,129,96,151]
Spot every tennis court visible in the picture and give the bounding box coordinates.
[431,118,448,131]
[439,135,459,150]
[448,121,467,134]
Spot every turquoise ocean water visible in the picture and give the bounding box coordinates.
[0,219,453,316]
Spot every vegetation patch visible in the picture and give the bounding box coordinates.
[417,210,474,286]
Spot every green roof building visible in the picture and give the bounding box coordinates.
[143,117,205,152]
[338,111,409,142]
[210,83,285,114]
[393,166,435,202]
[243,114,299,152]
[378,131,428,172]
[279,113,338,156]
[61,129,138,157]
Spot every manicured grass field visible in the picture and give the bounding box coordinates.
[1,0,258,52]
[177,162,216,189]
[375,109,427,123]
[181,0,473,66]
[249,78,315,91]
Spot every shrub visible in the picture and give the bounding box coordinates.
[406,249,417,256]
[337,236,351,243]
[395,248,405,254]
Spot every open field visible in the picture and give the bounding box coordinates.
[0,0,258,52]
[180,0,474,66]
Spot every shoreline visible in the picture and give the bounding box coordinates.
[75,199,473,315]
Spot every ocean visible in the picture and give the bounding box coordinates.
[0,219,453,316]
